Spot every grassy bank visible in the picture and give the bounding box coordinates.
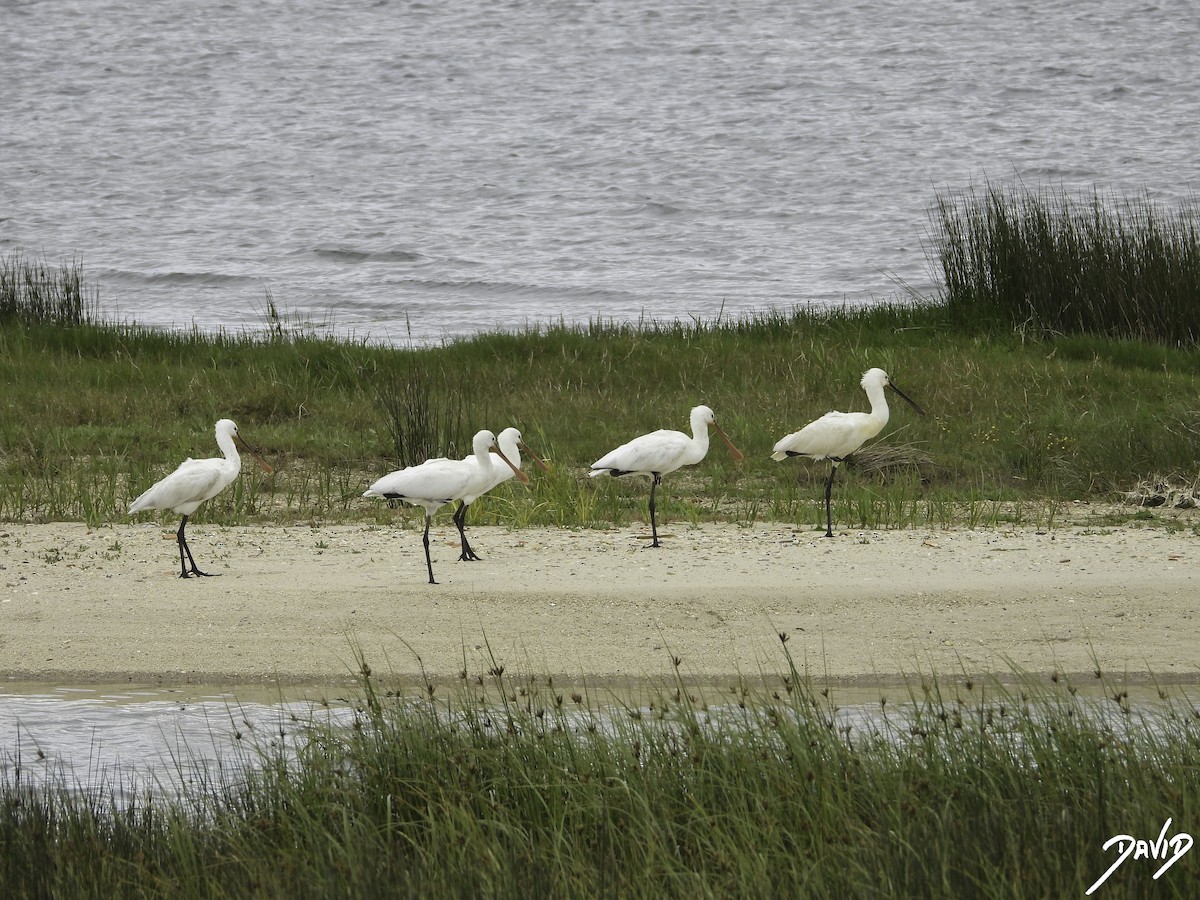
[2,282,1200,534]
[3,650,1197,898]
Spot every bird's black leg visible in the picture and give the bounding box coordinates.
[453,500,480,562]
[177,515,215,578]
[822,462,840,538]
[176,517,189,578]
[422,514,438,585]
[648,474,662,548]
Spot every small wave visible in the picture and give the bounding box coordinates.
[311,247,424,264]
[1017,164,1102,179]
[104,270,257,287]
[390,277,643,303]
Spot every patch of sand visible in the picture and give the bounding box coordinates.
[1,521,1196,689]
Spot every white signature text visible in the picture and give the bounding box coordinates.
[1085,818,1193,894]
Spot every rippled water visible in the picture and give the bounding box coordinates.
[1,685,356,800]
[4,0,1199,343]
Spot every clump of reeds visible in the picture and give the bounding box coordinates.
[849,439,938,481]
[0,253,96,325]
[932,184,1200,345]
[372,358,476,467]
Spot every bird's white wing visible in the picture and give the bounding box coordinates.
[128,458,229,513]
[771,411,864,461]
[365,458,473,503]
[591,429,691,476]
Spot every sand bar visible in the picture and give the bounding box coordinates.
[1,519,1196,691]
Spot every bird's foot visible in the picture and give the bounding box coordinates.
[458,552,481,562]
[181,568,218,578]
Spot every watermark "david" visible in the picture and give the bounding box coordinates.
[1086,818,1193,894]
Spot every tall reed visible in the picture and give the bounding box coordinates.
[932,184,1200,345]
[373,357,476,467]
[0,253,96,325]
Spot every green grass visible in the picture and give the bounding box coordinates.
[0,253,97,326]
[3,295,1200,532]
[3,647,1197,898]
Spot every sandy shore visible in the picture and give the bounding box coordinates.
[1,518,1197,689]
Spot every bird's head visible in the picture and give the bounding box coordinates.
[861,368,890,389]
[693,405,744,461]
[864,369,926,416]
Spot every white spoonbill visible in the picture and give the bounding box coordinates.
[453,427,549,561]
[771,368,925,537]
[129,419,273,578]
[590,405,744,548]
[363,430,527,584]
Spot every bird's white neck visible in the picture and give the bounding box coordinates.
[216,429,242,466]
[497,434,521,469]
[863,380,891,427]
[688,410,712,453]
[472,435,496,471]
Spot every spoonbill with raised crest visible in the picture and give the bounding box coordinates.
[590,405,743,548]
[129,419,273,578]
[771,367,925,537]
[363,429,527,584]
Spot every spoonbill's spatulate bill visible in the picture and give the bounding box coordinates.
[772,368,925,537]
[363,430,527,584]
[453,427,548,562]
[128,419,273,578]
[589,405,744,548]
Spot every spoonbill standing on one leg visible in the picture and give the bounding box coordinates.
[590,405,744,548]
[772,368,925,538]
[129,419,273,578]
[363,430,527,584]
[453,427,549,562]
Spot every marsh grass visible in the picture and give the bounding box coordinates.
[933,183,1200,345]
[3,648,1198,897]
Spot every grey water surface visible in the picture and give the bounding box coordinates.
[4,0,1198,343]
[1,684,358,800]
